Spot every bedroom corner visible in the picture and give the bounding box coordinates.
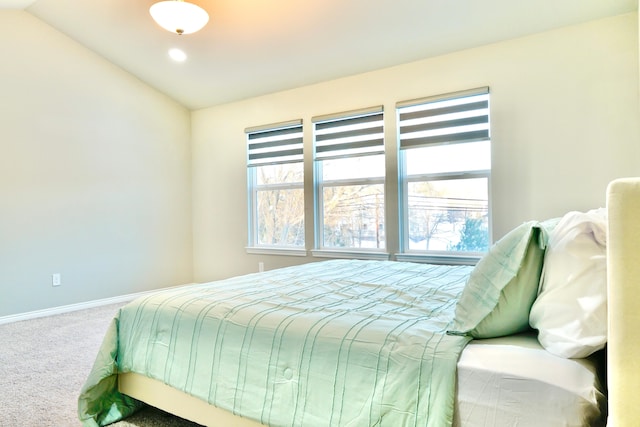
[0,10,194,318]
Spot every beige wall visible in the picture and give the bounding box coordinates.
[192,13,640,283]
[0,11,193,316]
[1,11,638,316]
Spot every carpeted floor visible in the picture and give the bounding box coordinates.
[0,303,201,427]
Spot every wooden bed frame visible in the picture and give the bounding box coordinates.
[119,372,263,426]
[119,177,640,427]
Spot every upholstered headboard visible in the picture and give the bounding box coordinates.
[607,177,640,426]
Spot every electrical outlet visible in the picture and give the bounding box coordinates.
[52,273,61,287]
[258,262,264,272]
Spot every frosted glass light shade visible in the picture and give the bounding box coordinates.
[150,0,209,35]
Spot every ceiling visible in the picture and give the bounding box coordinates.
[3,0,636,110]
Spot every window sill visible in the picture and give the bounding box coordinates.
[395,253,482,266]
[311,249,390,261]
[245,247,307,257]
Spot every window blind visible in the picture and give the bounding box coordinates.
[398,87,489,150]
[246,120,303,167]
[313,107,384,161]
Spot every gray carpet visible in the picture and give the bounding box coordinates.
[0,303,201,427]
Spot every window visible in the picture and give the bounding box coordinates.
[312,107,386,254]
[246,120,305,253]
[397,88,491,261]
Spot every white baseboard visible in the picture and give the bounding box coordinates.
[0,283,197,325]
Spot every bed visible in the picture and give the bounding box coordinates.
[78,177,640,427]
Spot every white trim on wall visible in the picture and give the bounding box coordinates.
[0,283,197,325]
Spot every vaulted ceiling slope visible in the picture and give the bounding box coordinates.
[2,0,637,109]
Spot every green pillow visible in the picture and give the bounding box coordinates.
[450,221,546,338]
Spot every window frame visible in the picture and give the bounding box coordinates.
[396,87,492,265]
[311,107,389,260]
[246,120,307,256]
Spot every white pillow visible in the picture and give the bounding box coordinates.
[529,208,607,358]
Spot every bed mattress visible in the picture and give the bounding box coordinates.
[116,331,607,427]
[455,332,606,427]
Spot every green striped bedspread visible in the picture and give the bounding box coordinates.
[79,259,473,426]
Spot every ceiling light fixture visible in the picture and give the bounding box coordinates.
[168,48,188,62]
[149,0,209,35]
